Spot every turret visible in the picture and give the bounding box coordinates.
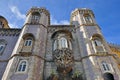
[2,7,50,80]
[0,16,9,28]
[70,8,120,80]
[25,7,50,26]
[70,8,96,26]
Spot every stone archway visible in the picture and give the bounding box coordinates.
[103,73,114,80]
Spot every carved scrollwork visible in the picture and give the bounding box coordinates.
[53,48,74,73]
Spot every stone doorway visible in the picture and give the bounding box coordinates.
[103,73,114,80]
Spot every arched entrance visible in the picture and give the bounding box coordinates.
[103,73,114,80]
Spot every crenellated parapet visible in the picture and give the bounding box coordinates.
[26,7,50,25]
[0,29,21,36]
[70,8,95,25]
[71,8,95,18]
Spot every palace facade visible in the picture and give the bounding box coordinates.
[0,7,120,80]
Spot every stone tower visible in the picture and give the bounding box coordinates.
[2,7,50,80]
[70,8,120,80]
[0,7,120,80]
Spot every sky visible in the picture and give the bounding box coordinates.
[0,0,120,44]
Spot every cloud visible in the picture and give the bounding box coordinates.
[51,16,69,25]
[9,23,19,28]
[10,6,26,20]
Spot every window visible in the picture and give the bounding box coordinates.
[52,31,72,51]
[102,62,111,71]
[0,40,7,55]
[94,39,102,46]
[58,37,68,49]
[53,37,70,50]
[92,37,106,52]
[24,38,32,46]
[0,44,5,53]
[31,12,40,23]
[53,40,57,50]
[84,15,93,23]
[17,60,27,72]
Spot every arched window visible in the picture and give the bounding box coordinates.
[31,12,40,24]
[52,31,72,51]
[53,40,57,50]
[18,60,27,72]
[84,14,93,23]
[102,62,110,71]
[0,44,5,54]
[24,37,33,46]
[0,39,7,55]
[94,38,102,46]
[58,37,68,49]
[92,36,106,53]
[53,36,70,50]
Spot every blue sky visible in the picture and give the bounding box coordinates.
[0,0,120,44]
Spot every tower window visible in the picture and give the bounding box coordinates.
[17,60,27,72]
[94,39,102,46]
[24,38,32,46]
[92,37,106,53]
[102,62,112,72]
[31,12,40,24]
[84,14,93,23]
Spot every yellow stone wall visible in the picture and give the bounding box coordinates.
[110,46,120,69]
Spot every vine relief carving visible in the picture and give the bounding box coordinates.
[53,48,74,74]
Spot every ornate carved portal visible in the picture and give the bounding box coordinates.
[53,48,74,79]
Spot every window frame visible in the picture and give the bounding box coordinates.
[24,37,33,46]
[0,44,5,53]
[84,14,93,23]
[92,37,106,53]
[31,12,40,24]
[0,40,7,55]
[101,62,113,73]
[53,36,71,50]
[17,60,28,73]
[58,37,68,49]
